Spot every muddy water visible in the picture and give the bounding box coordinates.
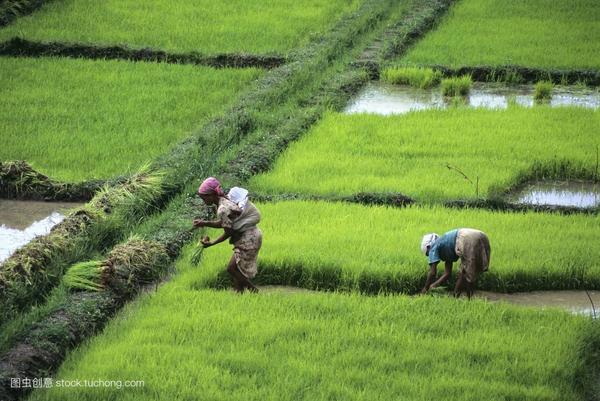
[258,286,598,317]
[344,82,600,115]
[508,181,600,208]
[0,200,83,262]
[476,290,600,317]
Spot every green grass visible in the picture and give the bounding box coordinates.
[250,108,600,202]
[380,67,442,88]
[441,75,472,97]
[28,277,598,401]
[0,57,261,181]
[190,201,600,293]
[396,0,600,70]
[0,0,361,54]
[534,81,554,102]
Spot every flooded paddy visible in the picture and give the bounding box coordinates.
[260,286,598,317]
[477,290,600,318]
[0,199,82,262]
[507,181,600,208]
[344,81,600,115]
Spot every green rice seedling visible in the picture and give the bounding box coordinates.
[28,286,599,401]
[380,67,442,88]
[105,237,169,288]
[441,75,472,97]
[63,260,104,291]
[534,81,554,102]
[62,237,169,294]
[188,201,600,293]
[251,109,600,202]
[0,57,262,181]
[189,245,205,267]
[397,0,600,70]
[189,229,208,266]
[0,0,361,54]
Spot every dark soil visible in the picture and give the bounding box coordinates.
[0,37,286,69]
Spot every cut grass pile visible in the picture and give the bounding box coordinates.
[0,57,261,181]
[190,201,600,293]
[28,283,598,401]
[250,108,600,202]
[396,0,600,70]
[0,0,361,54]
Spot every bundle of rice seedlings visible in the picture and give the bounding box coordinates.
[63,260,105,291]
[441,75,472,97]
[381,67,442,89]
[190,243,205,266]
[62,237,168,294]
[2,232,69,284]
[534,81,553,102]
[0,160,54,198]
[105,237,169,289]
[90,163,165,216]
[190,230,207,266]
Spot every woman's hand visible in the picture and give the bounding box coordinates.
[193,219,206,228]
[201,236,212,248]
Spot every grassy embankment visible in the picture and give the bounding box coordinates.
[0,0,361,54]
[394,0,600,70]
[28,274,599,401]
[189,201,600,293]
[0,57,261,181]
[250,108,600,202]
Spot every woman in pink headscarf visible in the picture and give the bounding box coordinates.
[193,177,262,293]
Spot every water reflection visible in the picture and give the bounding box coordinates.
[508,181,600,208]
[344,82,600,115]
[0,200,82,262]
[477,290,600,318]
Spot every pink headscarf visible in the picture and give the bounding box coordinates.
[198,177,224,196]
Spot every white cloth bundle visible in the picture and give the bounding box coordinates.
[420,233,439,255]
[228,187,260,232]
[228,187,249,210]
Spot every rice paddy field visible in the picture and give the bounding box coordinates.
[0,57,261,181]
[396,0,600,70]
[251,108,600,202]
[191,201,600,293]
[26,266,600,401]
[2,0,600,400]
[0,0,361,54]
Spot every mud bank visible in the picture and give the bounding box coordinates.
[0,161,103,202]
[0,37,286,69]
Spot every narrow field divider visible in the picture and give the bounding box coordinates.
[253,191,599,215]
[354,0,455,77]
[427,64,600,86]
[0,37,286,69]
[0,160,120,202]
